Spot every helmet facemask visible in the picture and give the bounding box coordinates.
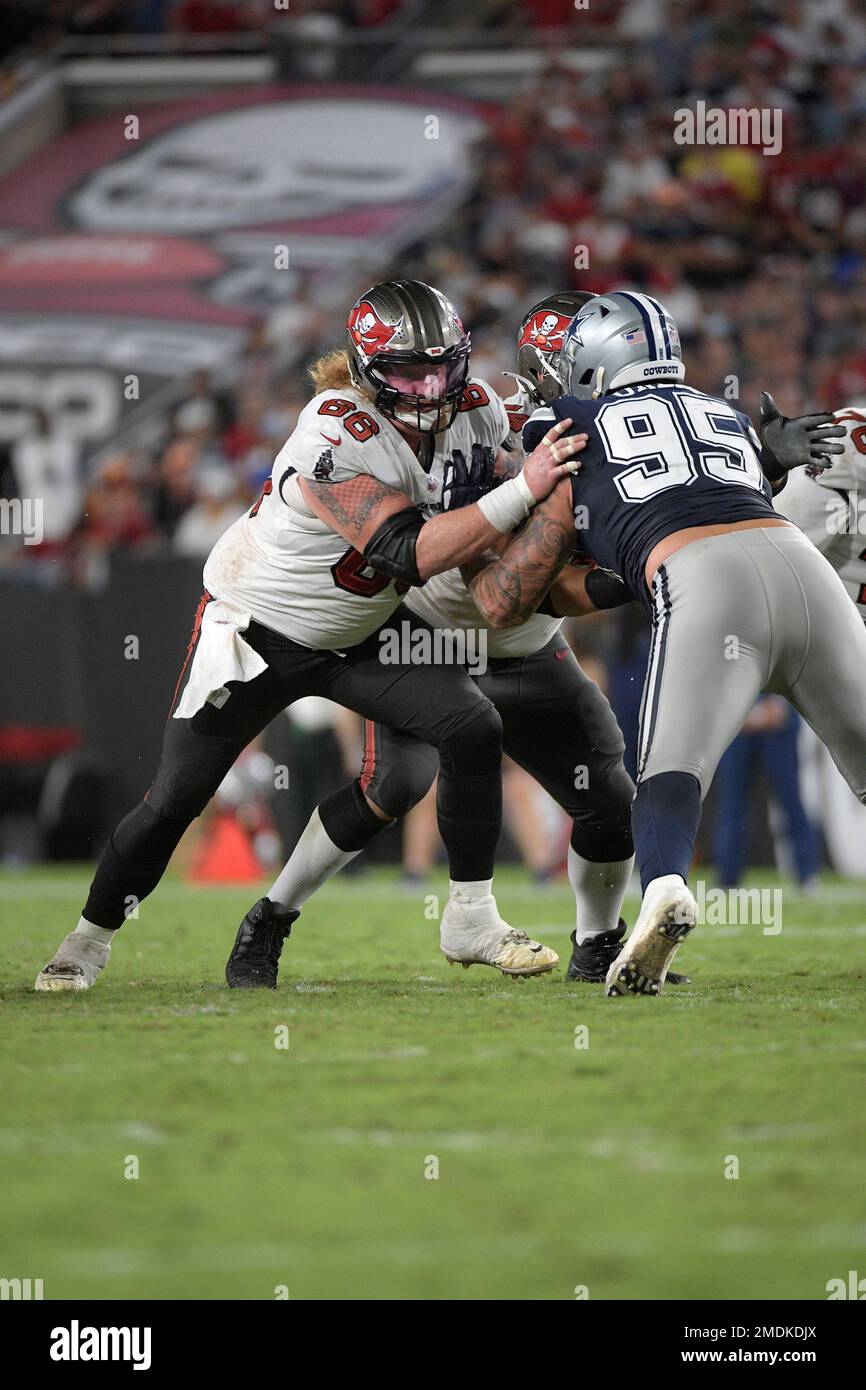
[363,347,470,433]
[345,279,471,434]
[517,342,568,405]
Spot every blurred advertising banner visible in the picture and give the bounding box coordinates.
[0,84,485,450]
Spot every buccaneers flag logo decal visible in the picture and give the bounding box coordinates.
[518,310,571,352]
[348,301,401,356]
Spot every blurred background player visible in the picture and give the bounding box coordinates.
[769,402,866,875]
[712,696,820,892]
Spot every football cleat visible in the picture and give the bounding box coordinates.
[34,931,112,992]
[567,920,689,984]
[440,895,558,978]
[605,879,697,998]
[225,898,298,989]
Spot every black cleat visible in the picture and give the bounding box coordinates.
[567,920,627,981]
[225,898,298,989]
[567,920,689,984]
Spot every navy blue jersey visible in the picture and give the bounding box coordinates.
[523,383,777,610]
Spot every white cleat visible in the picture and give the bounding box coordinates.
[605,877,697,998]
[440,895,558,978]
[34,932,111,992]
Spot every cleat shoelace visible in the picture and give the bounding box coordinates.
[501,929,537,947]
[578,936,623,968]
[238,923,289,975]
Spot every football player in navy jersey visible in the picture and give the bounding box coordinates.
[463,290,865,997]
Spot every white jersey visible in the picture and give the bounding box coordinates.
[501,376,538,448]
[203,378,527,651]
[406,377,566,659]
[775,405,866,623]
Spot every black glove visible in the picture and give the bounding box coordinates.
[759,391,846,482]
[440,446,499,511]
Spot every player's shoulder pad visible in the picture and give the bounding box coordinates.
[501,377,538,440]
[458,377,510,446]
[732,405,761,449]
[522,395,596,453]
[554,394,600,426]
[289,389,385,483]
[522,404,556,454]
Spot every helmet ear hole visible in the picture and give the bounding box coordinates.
[579,369,594,385]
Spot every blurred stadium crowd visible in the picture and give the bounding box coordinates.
[3,0,866,587]
[2,0,866,878]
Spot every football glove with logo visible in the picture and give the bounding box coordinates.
[440,444,500,511]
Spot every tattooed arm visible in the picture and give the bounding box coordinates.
[299,474,412,552]
[461,480,575,628]
[299,472,511,579]
[299,420,584,582]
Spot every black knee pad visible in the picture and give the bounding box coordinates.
[368,755,437,818]
[438,700,503,778]
[319,780,389,852]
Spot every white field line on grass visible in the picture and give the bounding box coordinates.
[1,1113,846,1160]
[60,1216,866,1280]
[59,1231,625,1277]
[2,875,866,908]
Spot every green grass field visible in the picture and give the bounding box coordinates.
[2,866,865,1301]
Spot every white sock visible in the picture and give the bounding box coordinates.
[74,917,115,945]
[448,878,493,905]
[568,846,634,942]
[268,808,361,911]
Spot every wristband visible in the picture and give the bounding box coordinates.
[477,472,536,533]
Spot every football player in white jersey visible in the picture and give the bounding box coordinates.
[248,293,696,986]
[35,280,583,993]
[769,400,866,622]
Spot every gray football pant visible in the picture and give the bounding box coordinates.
[637,526,866,802]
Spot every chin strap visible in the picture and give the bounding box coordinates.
[591,365,606,400]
